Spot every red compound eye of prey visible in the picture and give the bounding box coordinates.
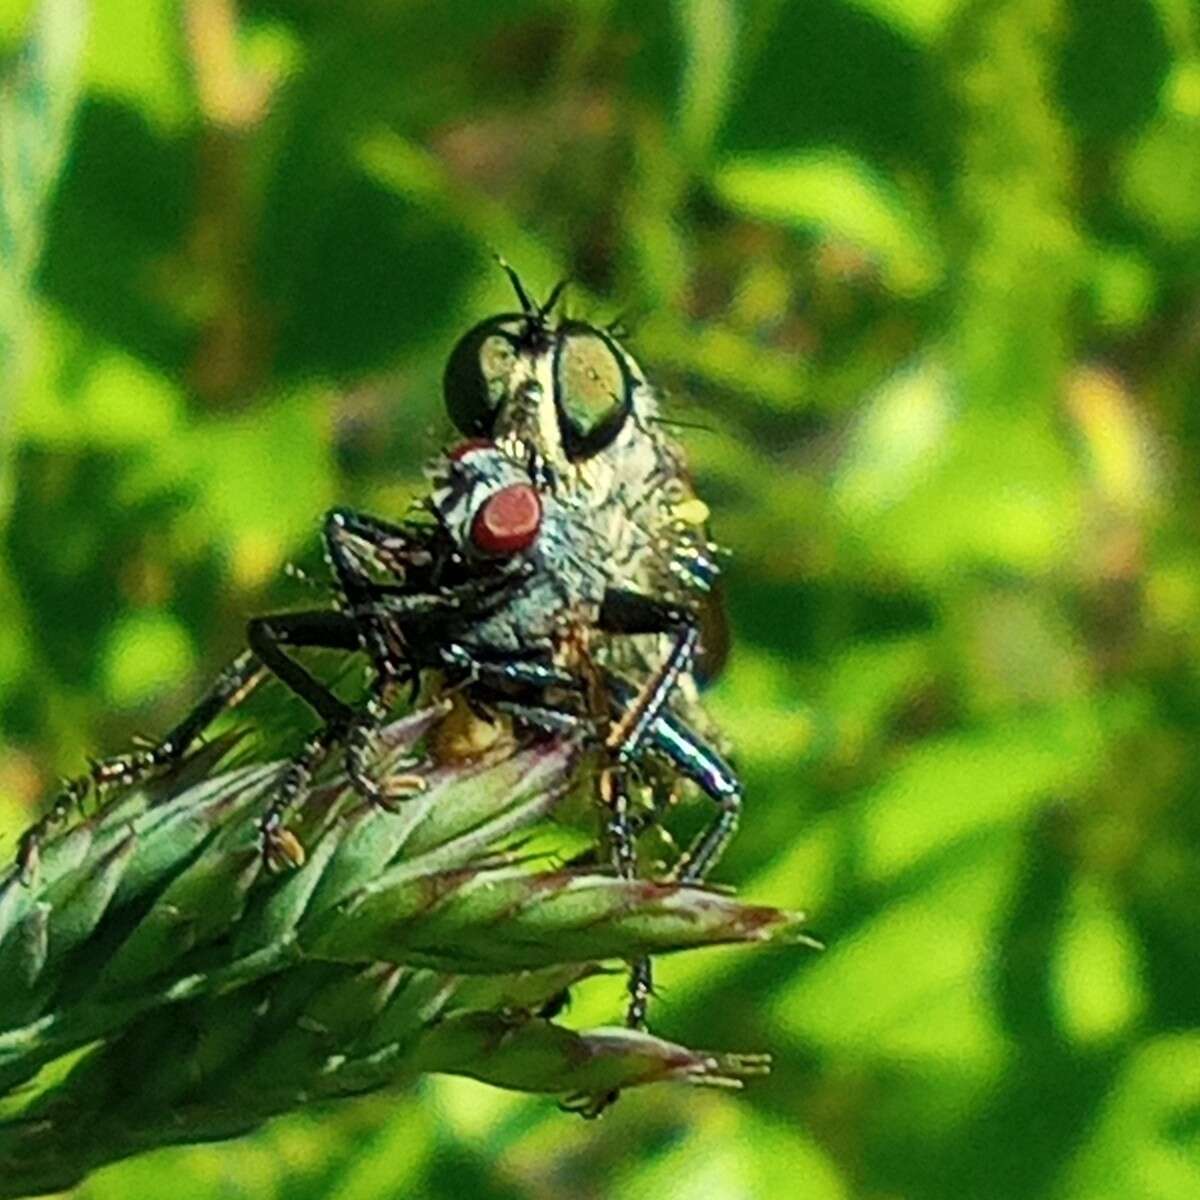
[470,484,542,556]
[448,438,494,461]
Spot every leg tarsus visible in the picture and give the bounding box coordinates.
[673,789,742,885]
[340,670,428,810]
[599,590,700,764]
[259,725,341,872]
[626,955,653,1031]
[601,766,637,880]
[601,765,655,1101]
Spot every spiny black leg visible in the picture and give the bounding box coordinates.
[18,610,370,883]
[324,507,533,674]
[441,645,575,694]
[157,650,268,758]
[245,609,415,859]
[342,669,428,811]
[606,674,744,887]
[245,610,360,727]
[323,507,434,597]
[675,789,742,885]
[599,589,700,764]
[642,712,742,886]
[511,670,740,888]
[606,625,699,764]
[626,957,653,1030]
[325,506,528,616]
[364,566,531,636]
[323,508,429,670]
[342,675,390,805]
[487,699,582,737]
[259,724,342,872]
[602,766,638,881]
[603,769,653,1030]
[566,767,651,1120]
[377,556,533,617]
[17,651,266,882]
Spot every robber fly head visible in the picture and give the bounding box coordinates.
[441,263,650,470]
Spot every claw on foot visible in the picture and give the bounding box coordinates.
[16,834,40,888]
[561,1089,620,1119]
[375,772,429,811]
[262,826,307,873]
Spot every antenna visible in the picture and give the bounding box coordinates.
[539,278,570,318]
[494,254,536,314]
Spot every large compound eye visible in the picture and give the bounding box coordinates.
[442,316,522,437]
[553,326,633,460]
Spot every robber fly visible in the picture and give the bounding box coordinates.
[425,265,742,1032]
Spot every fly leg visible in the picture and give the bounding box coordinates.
[642,707,742,886]
[571,764,646,1119]
[341,668,428,812]
[489,658,742,882]
[324,509,534,803]
[600,765,654,1026]
[323,506,535,634]
[558,767,649,1120]
[257,724,344,871]
[325,509,457,805]
[18,610,367,882]
[596,590,706,1034]
[605,674,743,886]
[324,507,533,632]
[485,665,655,1046]
[598,589,700,765]
[244,610,361,728]
[17,651,267,882]
[244,609,379,868]
[473,633,662,1038]
[323,507,436,596]
[598,591,743,881]
[439,645,574,693]
[322,507,434,671]
[484,694,644,1120]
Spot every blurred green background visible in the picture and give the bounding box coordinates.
[3,0,1200,1196]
